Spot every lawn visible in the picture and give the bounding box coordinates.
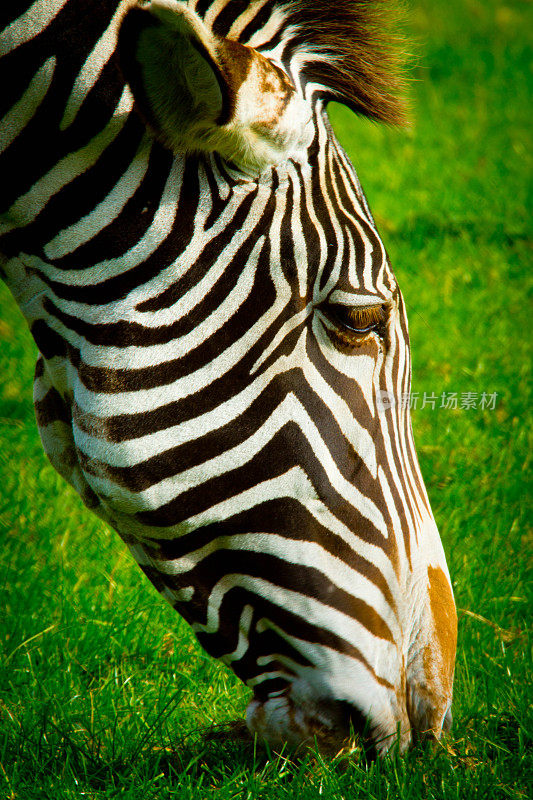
[0,0,531,797]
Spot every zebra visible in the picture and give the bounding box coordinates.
[0,0,457,755]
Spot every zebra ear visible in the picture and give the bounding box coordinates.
[118,1,312,174]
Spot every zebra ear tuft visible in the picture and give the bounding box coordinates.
[117,0,313,174]
[276,0,409,125]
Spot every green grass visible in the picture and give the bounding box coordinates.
[0,0,531,797]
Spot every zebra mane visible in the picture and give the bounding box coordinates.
[219,0,408,125]
[275,0,408,124]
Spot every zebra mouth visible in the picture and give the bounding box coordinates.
[246,693,387,757]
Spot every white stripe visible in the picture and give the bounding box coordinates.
[60,0,135,129]
[0,57,56,155]
[311,114,344,299]
[302,356,378,478]
[252,622,397,726]
[31,160,261,289]
[330,132,374,222]
[85,396,388,537]
[44,133,153,259]
[224,604,254,663]
[203,0,231,29]
[311,313,378,414]
[72,338,378,480]
[246,8,287,49]
[288,160,308,298]
[0,86,133,237]
[247,670,288,688]
[154,533,397,636]
[48,233,266,370]
[227,0,272,39]
[107,469,400,608]
[69,280,289,415]
[68,232,264,366]
[250,304,312,373]
[328,290,390,307]
[0,0,68,57]
[191,574,395,657]
[326,136,377,293]
[71,320,377,483]
[379,315,422,535]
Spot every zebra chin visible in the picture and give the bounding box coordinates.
[245,686,412,757]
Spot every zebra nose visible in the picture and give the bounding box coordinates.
[245,693,371,755]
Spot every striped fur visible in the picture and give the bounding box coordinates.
[0,1,456,754]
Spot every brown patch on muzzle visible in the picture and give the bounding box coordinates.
[427,565,457,695]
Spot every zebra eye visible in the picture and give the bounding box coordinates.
[328,304,386,336]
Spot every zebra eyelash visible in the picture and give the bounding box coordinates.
[325,303,387,336]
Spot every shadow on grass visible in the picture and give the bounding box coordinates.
[2,720,268,793]
[3,718,377,795]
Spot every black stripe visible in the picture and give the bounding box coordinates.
[0,1,126,212]
[146,498,397,611]
[1,114,145,260]
[50,141,172,270]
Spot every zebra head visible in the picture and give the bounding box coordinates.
[0,0,457,756]
[114,0,457,754]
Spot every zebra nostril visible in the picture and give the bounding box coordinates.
[335,699,370,735]
[332,700,380,758]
